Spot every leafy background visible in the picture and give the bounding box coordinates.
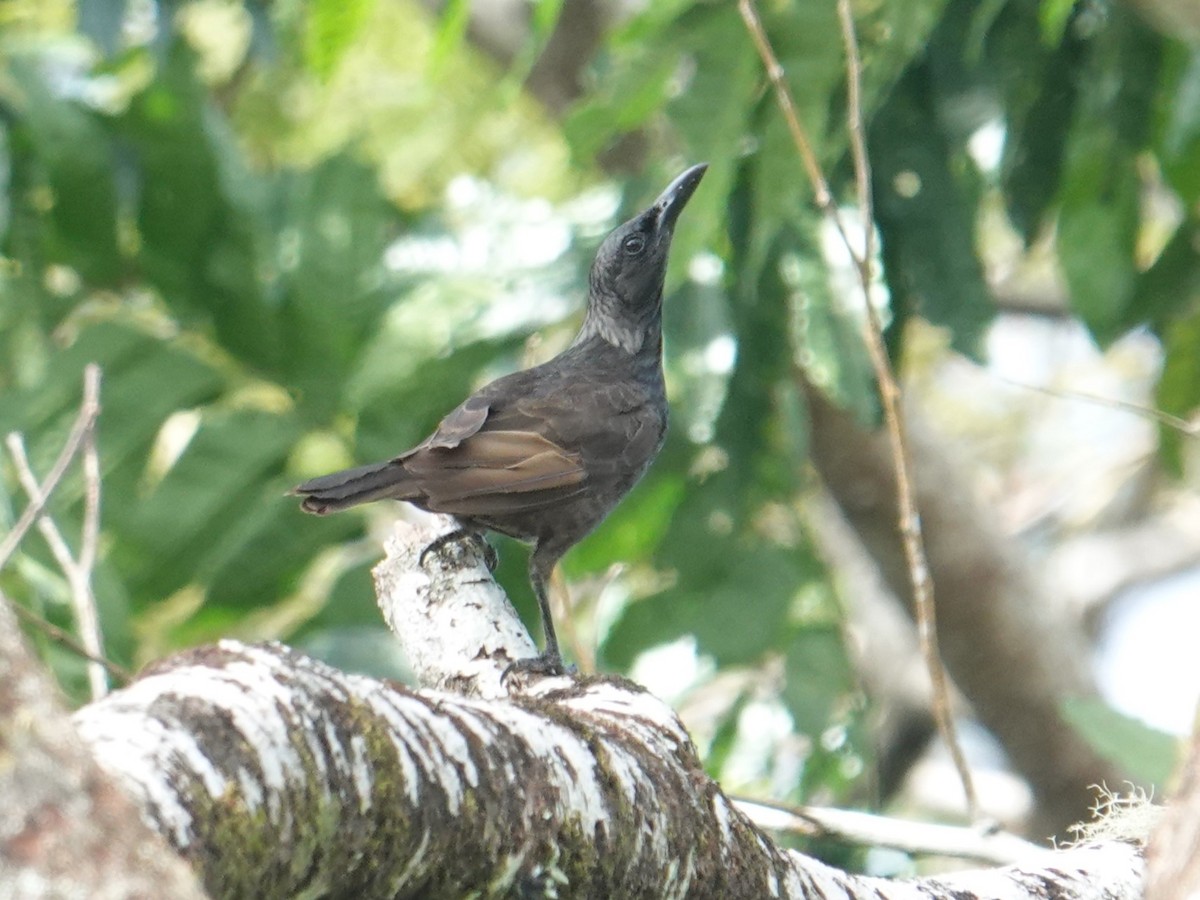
[2,0,1197,867]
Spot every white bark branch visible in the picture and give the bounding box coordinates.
[734,798,1051,866]
[69,516,1146,898]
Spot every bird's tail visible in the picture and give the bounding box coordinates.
[291,460,416,514]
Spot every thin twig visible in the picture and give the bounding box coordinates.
[2,365,111,699]
[733,797,1047,866]
[80,378,102,576]
[4,588,131,683]
[738,0,978,817]
[998,377,1200,436]
[8,431,110,699]
[79,388,107,697]
[834,0,976,818]
[837,0,875,285]
[0,366,102,572]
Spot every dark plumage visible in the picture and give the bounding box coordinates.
[293,164,707,673]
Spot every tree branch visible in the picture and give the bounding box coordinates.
[67,516,1145,897]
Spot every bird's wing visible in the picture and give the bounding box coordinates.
[514,381,659,465]
[395,377,661,519]
[409,395,491,451]
[395,392,588,516]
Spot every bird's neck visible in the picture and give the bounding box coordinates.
[572,292,663,358]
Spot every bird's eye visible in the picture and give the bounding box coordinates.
[622,234,646,255]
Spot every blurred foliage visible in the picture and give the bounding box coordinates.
[1,0,1197,830]
[1061,698,1179,786]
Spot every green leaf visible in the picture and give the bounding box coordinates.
[662,4,760,256]
[121,41,282,372]
[602,528,812,669]
[564,55,677,159]
[118,410,308,604]
[783,627,854,738]
[275,156,401,421]
[601,463,823,669]
[1158,46,1200,204]
[1062,697,1179,786]
[856,0,954,107]
[306,0,378,81]
[428,0,471,78]
[1038,0,1077,45]
[870,64,994,359]
[1054,11,1163,343]
[1129,218,1200,333]
[531,0,565,43]
[1156,308,1200,474]
[5,56,122,284]
[998,19,1085,241]
[203,483,358,612]
[1056,128,1140,341]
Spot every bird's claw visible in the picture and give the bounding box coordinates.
[503,652,575,682]
[419,529,497,572]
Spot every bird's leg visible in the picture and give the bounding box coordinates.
[419,528,498,572]
[505,551,569,678]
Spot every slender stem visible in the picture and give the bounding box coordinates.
[0,366,102,571]
[4,588,130,683]
[835,0,976,818]
[2,365,113,699]
[733,796,1047,865]
[999,377,1200,435]
[739,0,978,817]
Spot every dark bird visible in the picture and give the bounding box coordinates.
[292,163,707,674]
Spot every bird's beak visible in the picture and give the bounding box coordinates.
[653,163,708,232]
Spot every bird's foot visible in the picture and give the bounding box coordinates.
[503,651,575,682]
[419,529,498,572]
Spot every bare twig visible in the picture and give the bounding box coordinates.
[7,434,111,699]
[79,396,106,696]
[738,0,978,817]
[0,366,102,572]
[3,588,130,683]
[837,0,875,283]
[835,0,976,818]
[80,387,102,577]
[2,365,112,699]
[998,377,1200,436]
[734,797,1049,866]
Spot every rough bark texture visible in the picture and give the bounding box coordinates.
[805,385,1126,840]
[62,515,1145,898]
[0,596,206,900]
[1145,728,1200,900]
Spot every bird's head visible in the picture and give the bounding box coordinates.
[582,163,707,352]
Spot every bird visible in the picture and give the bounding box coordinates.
[292,163,707,674]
